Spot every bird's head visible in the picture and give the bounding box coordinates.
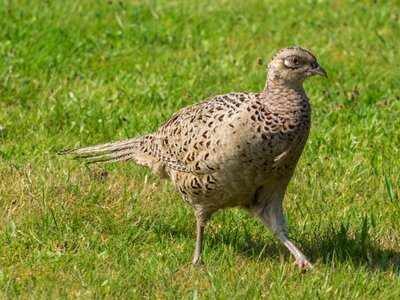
[267,47,327,86]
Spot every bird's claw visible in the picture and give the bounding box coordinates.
[296,256,313,273]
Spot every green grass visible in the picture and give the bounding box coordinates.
[1,0,399,298]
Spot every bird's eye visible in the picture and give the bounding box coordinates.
[284,56,303,68]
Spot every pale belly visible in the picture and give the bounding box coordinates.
[170,129,308,210]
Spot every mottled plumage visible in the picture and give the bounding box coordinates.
[59,47,327,271]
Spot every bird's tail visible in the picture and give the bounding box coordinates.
[58,137,144,164]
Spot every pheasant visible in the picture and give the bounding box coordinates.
[59,47,327,271]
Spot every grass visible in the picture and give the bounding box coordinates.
[0,0,399,298]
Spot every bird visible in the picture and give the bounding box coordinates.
[59,47,327,271]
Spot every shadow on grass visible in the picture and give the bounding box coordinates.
[229,231,400,273]
[219,220,400,273]
[156,215,400,273]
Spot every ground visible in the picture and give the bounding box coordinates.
[0,0,399,298]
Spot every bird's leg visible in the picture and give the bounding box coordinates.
[276,231,313,272]
[192,222,205,265]
[192,208,212,265]
[251,186,312,272]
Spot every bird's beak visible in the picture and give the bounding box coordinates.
[310,64,327,78]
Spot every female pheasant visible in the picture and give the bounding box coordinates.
[59,47,327,271]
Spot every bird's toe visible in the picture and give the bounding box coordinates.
[296,256,313,273]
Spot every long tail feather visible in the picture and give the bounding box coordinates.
[58,138,140,155]
[85,153,139,165]
[58,137,143,164]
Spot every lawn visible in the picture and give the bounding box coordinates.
[0,0,399,298]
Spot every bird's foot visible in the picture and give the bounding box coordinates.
[192,254,201,266]
[296,256,313,273]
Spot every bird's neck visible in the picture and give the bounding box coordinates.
[261,79,309,112]
[263,77,305,94]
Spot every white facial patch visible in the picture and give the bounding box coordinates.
[284,57,304,69]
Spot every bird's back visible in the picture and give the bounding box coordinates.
[143,88,311,209]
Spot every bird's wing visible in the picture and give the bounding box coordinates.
[152,92,256,175]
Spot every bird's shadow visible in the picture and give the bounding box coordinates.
[230,231,400,273]
[158,219,400,273]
